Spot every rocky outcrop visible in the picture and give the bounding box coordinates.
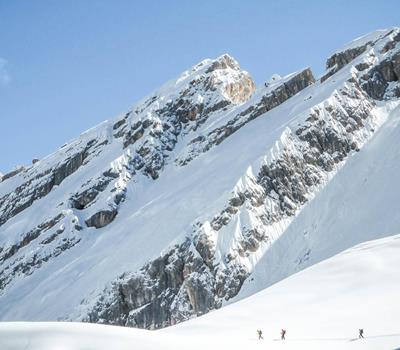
[85,209,118,229]
[0,166,26,182]
[327,43,371,71]
[360,51,400,100]
[53,146,91,186]
[70,172,117,210]
[381,30,400,54]
[321,43,372,82]
[206,54,256,104]
[215,55,255,104]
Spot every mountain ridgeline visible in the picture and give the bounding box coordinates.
[0,28,400,329]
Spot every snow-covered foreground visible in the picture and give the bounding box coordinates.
[1,233,400,350]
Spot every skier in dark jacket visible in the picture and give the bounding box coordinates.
[281,329,286,340]
[257,329,263,340]
[359,329,364,338]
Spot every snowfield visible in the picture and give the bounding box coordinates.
[1,233,400,350]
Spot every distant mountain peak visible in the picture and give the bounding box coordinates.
[149,53,255,108]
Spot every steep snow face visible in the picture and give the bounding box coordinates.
[2,234,400,350]
[0,28,399,330]
[236,101,400,301]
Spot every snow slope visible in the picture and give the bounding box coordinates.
[1,233,400,350]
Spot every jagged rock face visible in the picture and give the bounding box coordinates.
[327,44,370,71]
[224,77,255,104]
[85,209,118,229]
[321,45,369,82]
[204,54,256,104]
[83,239,216,329]
[70,170,120,210]
[360,50,400,99]
[1,28,400,330]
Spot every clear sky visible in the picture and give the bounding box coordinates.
[0,0,398,173]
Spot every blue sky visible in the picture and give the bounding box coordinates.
[0,0,398,172]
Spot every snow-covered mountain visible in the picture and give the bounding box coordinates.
[0,27,400,331]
